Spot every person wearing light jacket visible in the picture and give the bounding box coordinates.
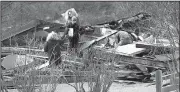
[44,31,65,67]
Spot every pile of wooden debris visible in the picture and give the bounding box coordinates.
[1,12,179,91]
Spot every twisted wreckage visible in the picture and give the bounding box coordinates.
[1,11,179,89]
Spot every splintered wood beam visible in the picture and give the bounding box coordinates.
[38,19,65,27]
[79,30,118,52]
[136,43,179,54]
[89,46,168,68]
[115,44,146,56]
[1,47,70,58]
[154,53,179,62]
[1,46,168,69]
[1,20,40,41]
[3,69,145,87]
[1,47,47,57]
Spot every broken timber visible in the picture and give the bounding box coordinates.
[2,46,168,68]
[1,47,47,57]
[89,46,168,68]
[79,30,118,52]
[114,44,146,56]
[1,19,65,42]
[136,42,179,54]
[1,20,40,41]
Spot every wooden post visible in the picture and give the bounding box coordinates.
[0,1,2,91]
[156,70,162,92]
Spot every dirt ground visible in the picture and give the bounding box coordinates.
[8,80,156,92]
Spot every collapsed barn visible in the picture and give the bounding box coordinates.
[1,3,179,92]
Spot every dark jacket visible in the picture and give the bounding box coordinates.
[44,39,65,66]
[63,23,80,48]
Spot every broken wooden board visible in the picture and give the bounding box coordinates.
[38,19,65,28]
[2,47,47,57]
[1,55,49,75]
[154,53,179,61]
[88,46,168,68]
[79,30,118,52]
[115,44,146,56]
[1,20,40,41]
[1,55,34,70]
[136,42,179,54]
[34,61,49,70]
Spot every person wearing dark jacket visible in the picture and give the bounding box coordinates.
[62,16,80,54]
[44,31,65,67]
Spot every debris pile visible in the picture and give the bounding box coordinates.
[1,10,179,91]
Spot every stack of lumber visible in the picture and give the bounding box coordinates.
[114,44,145,56]
[1,20,40,41]
[1,47,47,57]
[136,42,179,54]
[89,45,168,68]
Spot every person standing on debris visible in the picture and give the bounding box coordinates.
[61,8,80,55]
[62,16,80,54]
[44,31,65,68]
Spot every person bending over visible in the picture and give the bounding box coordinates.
[44,31,65,68]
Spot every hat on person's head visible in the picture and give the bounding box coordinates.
[61,8,78,22]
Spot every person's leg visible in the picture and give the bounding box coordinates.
[71,35,79,48]
[73,35,79,56]
[68,38,73,53]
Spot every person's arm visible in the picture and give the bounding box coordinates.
[116,40,123,46]
[76,23,80,33]
[44,41,48,52]
[62,25,69,39]
[114,33,119,48]
[59,38,66,45]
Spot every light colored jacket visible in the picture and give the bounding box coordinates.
[46,31,60,41]
[114,31,133,47]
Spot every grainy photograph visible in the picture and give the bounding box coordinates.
[0,1,179,92]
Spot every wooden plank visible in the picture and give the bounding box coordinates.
[2,47,79,58]
[162,72,179,79]
[156,70,163,92]
[154,53,179,61]
[1,20,40,41]
[162,84,179,92]
[162,78,179,86]
[2,47,47,57]
[83,35,99,39]
[27,54,48,59]
[175,77,179,85]
[115,44,145,56]
[0,19,2,91]
[136,42,179,54]
[79,30,118,52]
[90,46,168,68]
[38,19,65,28]
[35,61,49,70]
